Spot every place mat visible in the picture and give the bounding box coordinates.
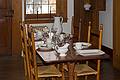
[76,49,105,56]
[37,51,58,61]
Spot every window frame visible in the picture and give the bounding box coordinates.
[24,0,67,24]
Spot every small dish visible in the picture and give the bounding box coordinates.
[74,42,91,50]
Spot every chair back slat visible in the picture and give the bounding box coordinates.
[98,24,103,49]
[87,21,91,43]
[78,19,82,41]
[71,16,74,35]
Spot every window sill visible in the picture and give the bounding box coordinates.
[25,18,67,24]
[25,18,54,24]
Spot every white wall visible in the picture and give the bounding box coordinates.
[99,0,113,49]
[29,0,74,34]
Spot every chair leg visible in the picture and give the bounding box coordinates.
[96,60,100,80]
[51,78,55,80]
[74,72,77,80]
[85,76,88,80]
[61,63,65,80]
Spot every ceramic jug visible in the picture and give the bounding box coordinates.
[52,16,63,34]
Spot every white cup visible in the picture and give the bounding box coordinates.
[75,42,83,50]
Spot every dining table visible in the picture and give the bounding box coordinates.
[35,41,110,80]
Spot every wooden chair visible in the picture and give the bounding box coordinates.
[74,24,103,80]
[26,26,64,80]
[20,22,31,80]
[71,16,81,42]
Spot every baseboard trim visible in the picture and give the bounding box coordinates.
[102,45,113,58]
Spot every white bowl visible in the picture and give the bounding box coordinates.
[74,42,91,50]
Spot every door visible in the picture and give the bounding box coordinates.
[0,0,13,56]
[113,0,120,70]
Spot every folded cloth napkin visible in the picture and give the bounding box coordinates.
[76,49,105,56]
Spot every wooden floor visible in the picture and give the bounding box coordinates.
[0,56,120,80]
[0,56,25,80]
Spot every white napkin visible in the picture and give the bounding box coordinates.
[76,49,105,56]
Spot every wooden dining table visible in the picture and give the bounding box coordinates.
[36,42,110,80]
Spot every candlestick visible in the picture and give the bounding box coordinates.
[37,7,38,19]
[50,6,51,21]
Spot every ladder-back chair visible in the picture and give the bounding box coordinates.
[74,24,103,80]
[20,22,31,80]
[27,26,64,80]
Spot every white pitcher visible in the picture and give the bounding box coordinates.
[52,16,63,34]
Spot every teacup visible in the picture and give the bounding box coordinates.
[74,42,83,50]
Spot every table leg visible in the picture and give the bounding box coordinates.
[67,62,75,80]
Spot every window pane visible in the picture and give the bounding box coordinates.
[49,5,56,13]
[26,0,56,14]
[42,5,48,14]
[34,0,41,4]
[34,5,42,14]
[26,5,33,14]
[42,0,48,5]
[26,0,33,4]
[49,0,56,4]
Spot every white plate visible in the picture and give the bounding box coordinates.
[76,49,105,56]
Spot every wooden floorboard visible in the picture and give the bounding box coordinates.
[0,56,25,80]
[0,56,120,80]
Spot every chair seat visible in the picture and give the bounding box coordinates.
[74,64,97,76]
[38,65,62,77]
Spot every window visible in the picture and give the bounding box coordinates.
[24,0,67,23]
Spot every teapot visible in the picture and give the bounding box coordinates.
[52,16,63,34]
